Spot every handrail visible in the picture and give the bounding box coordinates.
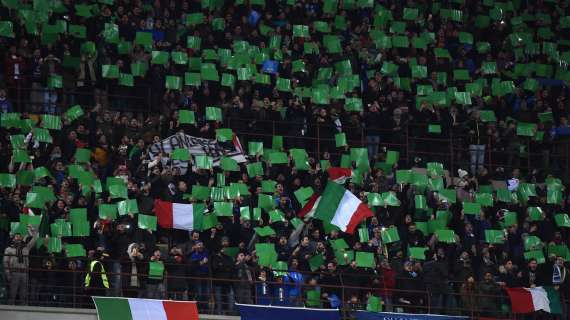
[0,263,542,318]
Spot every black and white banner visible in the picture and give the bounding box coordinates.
[149,133,246,173]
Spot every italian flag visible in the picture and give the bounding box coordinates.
[93,297,198,320]
[298,193,321,221]
[327,167,353,184]
[506,287,562,314]
[154,199,204,231]
[313,182,372,234]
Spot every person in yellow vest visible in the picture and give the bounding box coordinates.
[84,250,109,298]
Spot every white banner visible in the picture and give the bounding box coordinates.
[148,133,246,173]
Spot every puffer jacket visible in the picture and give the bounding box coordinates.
[3,229,38,278]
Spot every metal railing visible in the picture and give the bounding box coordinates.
[5,81,570,177]
[0,256,565,319]
[225,116,570,177]
[4,78,153,114]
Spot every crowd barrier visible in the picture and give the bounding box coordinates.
[0,255,566,319]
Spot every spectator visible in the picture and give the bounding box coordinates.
[3,226,37,305]
[189,241,210,310]
[459,276,476,316]
[477,272,502,317]
[84,250,109,300]
[122,243,144,298]
[422,250,449,314]
[0,88,13,113]
[395,260,423,313]
[520,259,549,288]
[211,246,235,315]
[146,249,165,299]
[166,246,188,300]
[234,252,253,305]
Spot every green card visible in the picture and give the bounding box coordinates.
[117,199,139,215]
[335,133,347,147]
[269,152,288,165]
[51,220,72,237]
[165,75,182,90]
[99,204,118,220]
[255,243,277,266]
[20,214,41,226]
[555,214,570,227]
[381,192,400,207]
[0,173,16,188]
[179,110,196,124]
[485,230,505,244]
[64,105,84,122]
[205,106,223,121]
[195,155,213,169]
[102,64,119,78]
[25,192,46,209]
[248,141,264,156]
[72,219,90,237]
[66,244,86,257]
[214,202,233,217]
[74,148,91,163]
[502,211,518,227]
[220,157,239,171]
[148,261,164,279]
[475,193,494,207]
[436,229,456,243]
[355,251,375,268]
[381,227,400,243]
[138,214,157,231]
[308,254,325,271]
[463,202,481,215]
[171,148,190,161]
[48,237,62,253]
[108,184,128,199]
[42,114,62,130]
[415,195,427,210]
[268,209,285,223]
[294,187,314,206]
[524,250,545,264]
[524,236,542,251]
[409,247,427,260]
[517,122,537,137]
[428,124,441,134]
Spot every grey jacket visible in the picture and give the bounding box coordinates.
[3,229,38,278]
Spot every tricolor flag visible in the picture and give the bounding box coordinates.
[297,193,321,221]
[154,199,204,231]
[327,167,353,184]
[93,297,198,320]
[313,182,373,234]
[505,286,562,314]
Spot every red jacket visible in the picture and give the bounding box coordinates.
[376,266,397,297]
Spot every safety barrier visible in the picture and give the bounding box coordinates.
[0,257,565,319]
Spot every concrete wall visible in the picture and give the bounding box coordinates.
[0,305,240,320]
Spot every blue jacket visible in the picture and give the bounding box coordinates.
[286,271,304,297]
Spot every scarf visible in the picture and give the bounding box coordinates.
[16,243,24,263]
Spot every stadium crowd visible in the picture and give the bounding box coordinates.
[1,0,570,319]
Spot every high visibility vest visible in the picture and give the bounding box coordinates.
[84,260,109,289]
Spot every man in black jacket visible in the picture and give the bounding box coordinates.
[519,258,550,287]
[395,260,424,313]
[320,262,342,308]
[422,250,449,315]
[211,247,235,315]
